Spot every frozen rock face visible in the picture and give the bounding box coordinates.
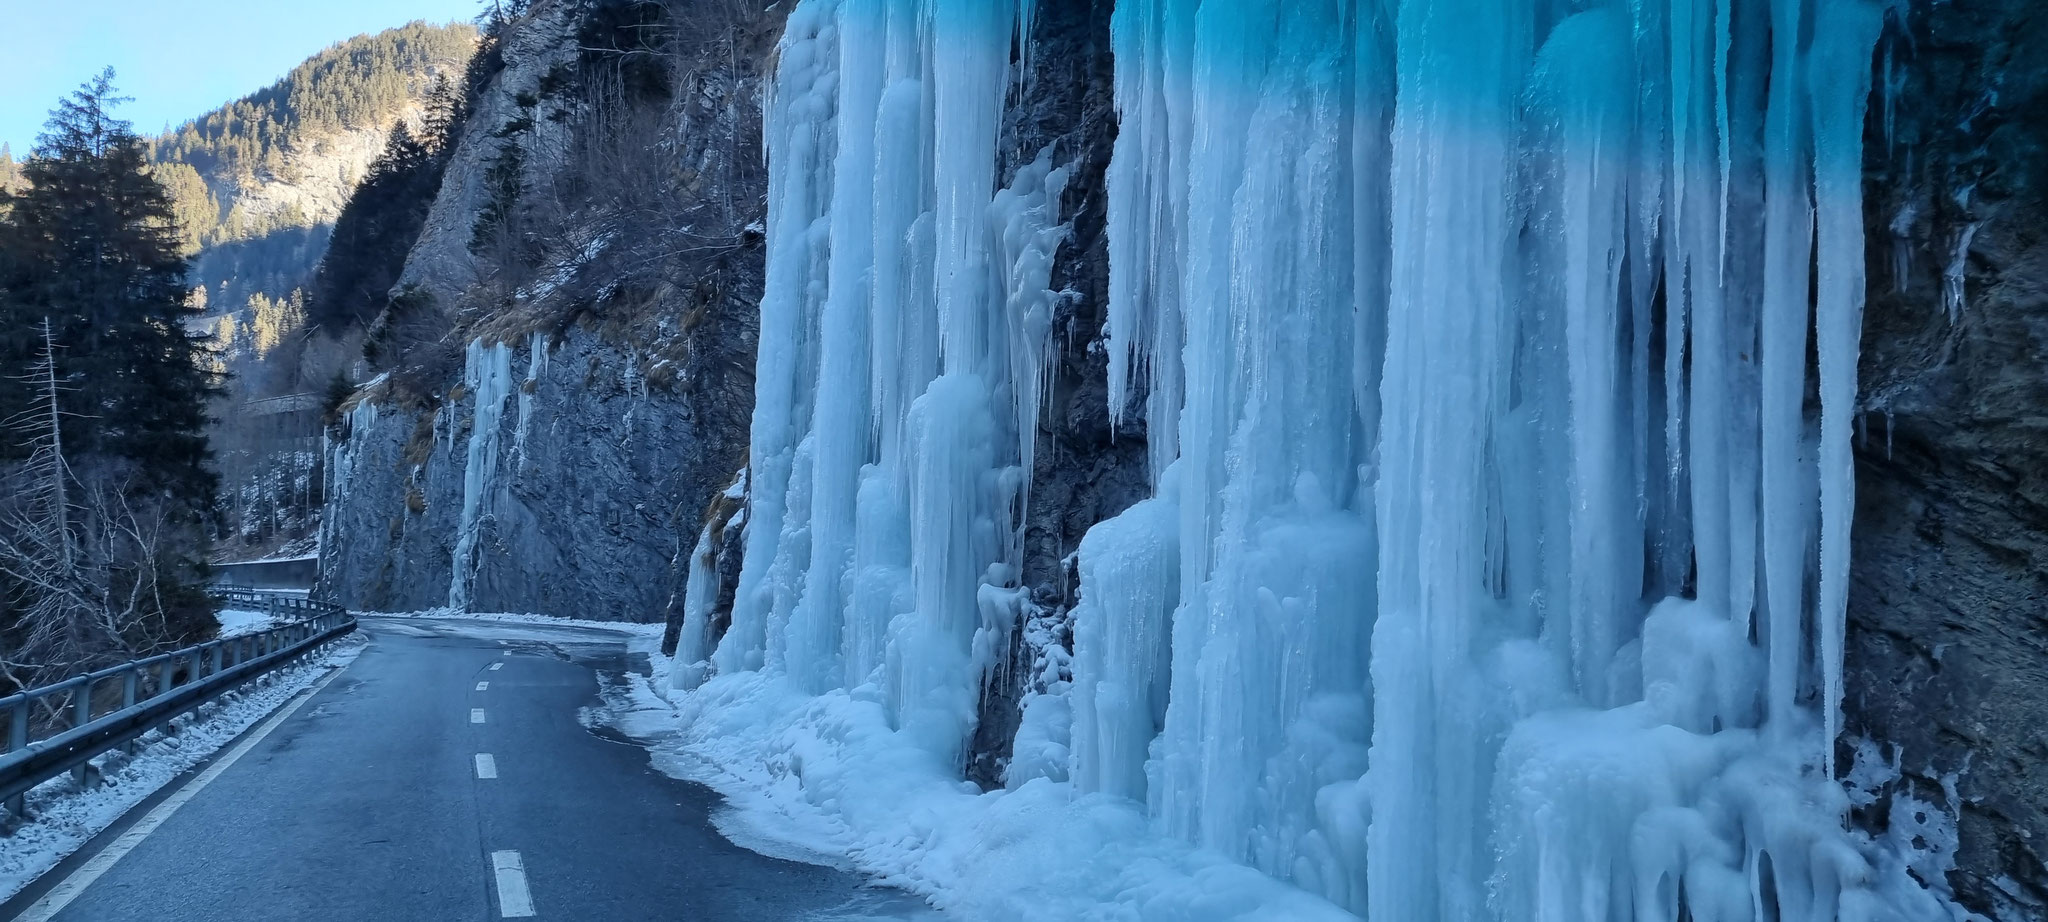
[1848,1,2048,917]
[320,331,748,620]
[965,0,1150,789]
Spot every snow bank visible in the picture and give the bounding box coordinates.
[618,663,1353,921]
[212,609,276,639]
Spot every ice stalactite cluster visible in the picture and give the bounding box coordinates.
[1085,0,1936,917]
[449,339,515,610]
[511,331,549,472]
[696,0,1068,769]
[320,396,382,570]
[691,0,1953,918]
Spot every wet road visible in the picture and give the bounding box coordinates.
[4,616,935,922]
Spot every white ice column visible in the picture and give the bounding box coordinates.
[784,0,886,695]
[1367,0,1529,918]
[449,339,514,611]
[714,3,839,676]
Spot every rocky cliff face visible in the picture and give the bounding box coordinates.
[396,2,582,304]
[321,331,740,618]
[318,0,773,623]
[1849,2,2048,917]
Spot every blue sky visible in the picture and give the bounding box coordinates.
[0,0,483,156]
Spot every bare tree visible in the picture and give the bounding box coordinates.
[0,321,188,698]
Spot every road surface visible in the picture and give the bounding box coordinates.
[3,616,938,921]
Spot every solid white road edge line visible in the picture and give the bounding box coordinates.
[471,709,486,724]
[475,753,498,779]
[10,663,351,922]
[490,850,535,918]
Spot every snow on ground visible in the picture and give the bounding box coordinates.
[0,636,366,903]
[213,609,276,638]
[600,641,1352,922]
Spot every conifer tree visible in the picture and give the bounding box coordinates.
[0,70,218,499]
[0,70,220,651]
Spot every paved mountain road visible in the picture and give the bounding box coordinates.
[2,617,937,922]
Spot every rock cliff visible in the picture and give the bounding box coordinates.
[318,0,774,623]
[1849,1,2048,916]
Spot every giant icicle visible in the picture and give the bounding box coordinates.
[695,0,1942,917]
[449,339,514,611]
[702,0,1060,771]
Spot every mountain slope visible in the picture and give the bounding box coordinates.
[148,21,477,560]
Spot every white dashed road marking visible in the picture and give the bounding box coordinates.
[475,681,489,691]
[471,709,486,724]
[489,662,504,671]
[475,753,498,779]
[491,850,535,917]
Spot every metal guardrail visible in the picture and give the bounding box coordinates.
[0,591,356,818]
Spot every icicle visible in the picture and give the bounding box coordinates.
[1532,3,1636,706]
[1810,0,1885,776]
[512,331,547,472]
[1369,0,1528,914]
[1758,0,1814,734]
[785,0,885,694]
[714,1,839,676]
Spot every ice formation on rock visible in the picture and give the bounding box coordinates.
[693,0,1950,917]
[449,339,514,610]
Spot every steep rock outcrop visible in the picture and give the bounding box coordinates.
[318,0,774,621]
[322,331,741,619]
[397,3,582,304]
[1849,1,2048,917]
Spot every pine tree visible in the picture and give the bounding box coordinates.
[0,70,219,600]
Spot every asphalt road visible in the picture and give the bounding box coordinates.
[7,616,939,922]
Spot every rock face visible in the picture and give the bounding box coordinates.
[397,2,582,304]
[321,331,743,619]
[317,0,772,622]
[1849,1,2048,917]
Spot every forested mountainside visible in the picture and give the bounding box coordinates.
[150,21,476,561]
[311,0,2047,918]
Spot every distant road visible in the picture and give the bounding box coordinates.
[4,617,937,921]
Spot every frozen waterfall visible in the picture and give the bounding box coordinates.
[690,0,1945,917]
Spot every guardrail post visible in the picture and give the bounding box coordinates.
[210,644,223,676]
[5,698,24,818]
[71,684,91,787]
[121,668,140,756]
